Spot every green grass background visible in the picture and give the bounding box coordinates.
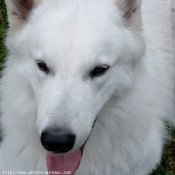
[0,0,174,174]
[0,0,7,70]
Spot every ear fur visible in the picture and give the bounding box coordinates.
[116,0,142,30]
[5,0,142,32]
[5,0,42,31]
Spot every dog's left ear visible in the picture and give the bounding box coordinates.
[116,0,142,30]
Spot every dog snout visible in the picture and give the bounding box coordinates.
[41,129,76,153]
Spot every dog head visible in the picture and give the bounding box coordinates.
[5,0,145,173]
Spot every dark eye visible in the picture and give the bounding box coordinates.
[90,65,110,78]
[36,60,49,74]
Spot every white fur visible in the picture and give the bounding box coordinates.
[0,0,174,175]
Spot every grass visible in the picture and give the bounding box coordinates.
[151,127,175,175]
[0,0,175,174]
[0,0,7,71]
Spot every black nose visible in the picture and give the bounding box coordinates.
[41,130,76,153]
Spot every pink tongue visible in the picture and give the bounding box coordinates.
[47,149,82,175]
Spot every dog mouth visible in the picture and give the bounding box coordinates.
[46,117,97,175]
[47,133,93,175]
[46,136,89,175]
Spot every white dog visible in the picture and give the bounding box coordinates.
[0,0,174,175]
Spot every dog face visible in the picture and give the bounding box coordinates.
[5,0,144,153]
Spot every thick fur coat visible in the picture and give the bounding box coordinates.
[0,0,174,175]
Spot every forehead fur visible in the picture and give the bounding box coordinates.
[23,0,126,64]
[28,0,123,36]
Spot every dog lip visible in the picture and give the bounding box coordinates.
[50,151,67,154]
[79,115,98,154]
[80,146,84,155]
[48,146,84,155]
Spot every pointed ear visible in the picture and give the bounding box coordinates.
[116,0,142,30]
[5,0,41,31]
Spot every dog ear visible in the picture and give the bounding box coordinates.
[116,0,142,30]
[5,0,41,31]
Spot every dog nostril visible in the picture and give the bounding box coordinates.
[41,130,76,153]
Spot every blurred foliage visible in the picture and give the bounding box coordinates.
[0,0,8,70]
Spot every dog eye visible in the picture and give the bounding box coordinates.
[36,60,49,74]
[90,65,110,78]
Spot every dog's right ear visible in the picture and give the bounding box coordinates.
[5,0,41,31]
